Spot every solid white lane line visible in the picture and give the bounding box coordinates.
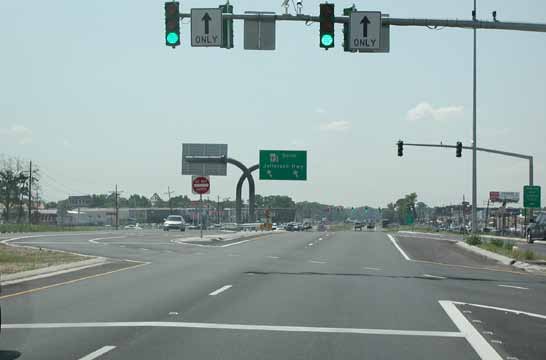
[78,346,116,360]
[308,260,327,264]
[439,301,503,360]
[209,285,232,296]
[88,236,125,245]
[451,301,546,320]
[422,274,447,280]
[267,256,280,259]
[386,234,411,261]
[318,238,323,241]
[498,285,529,290]
[363,267,382,271]
[3,322,464,337]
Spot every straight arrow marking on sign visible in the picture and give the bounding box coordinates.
[202,12,212,34]
[361,16,371,37]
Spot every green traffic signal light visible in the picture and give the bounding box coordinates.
[321,34,334,47]
[166,32,180,45]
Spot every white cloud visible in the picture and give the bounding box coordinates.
[315,107,326,114]
[320,120,351,132]
[406,102,464,122]
[0,125,32,144]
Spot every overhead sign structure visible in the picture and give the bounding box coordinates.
[244,11,276,50]
[191,8,222,47]
[182,143,228,176]
[259,150,307,181]
[489,191,520,203]
[349,11,381,51]
[192,176,210,195]
[524,186,541,208]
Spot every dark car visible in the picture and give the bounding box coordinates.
[526,212,546,243]
[286,223,296,232]
[366,223,375,230]
[354,222,363,231]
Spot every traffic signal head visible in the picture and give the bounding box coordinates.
[320,3,335,49]
[397,140,404,157]
[456,141,463,158]
[165,2,181,48]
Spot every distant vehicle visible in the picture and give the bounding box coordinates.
[187,225,200,230]
[285,223,296,232]
[302,222,312,231]
[366,223,375,230]
[295,223,304,231]
[318,223,326,232]
[354,222,363,231]
[163,215,186,232]
[526,212,546,243]
[124,224,142,230]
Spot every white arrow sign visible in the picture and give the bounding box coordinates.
[191,8,222,47]
[349,11,381,51]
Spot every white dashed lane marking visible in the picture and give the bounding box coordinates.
[209,285,232,296]
[363,267,382,271]
[308,260,327,264]
[498,284,529,290]
[78,346,116,360]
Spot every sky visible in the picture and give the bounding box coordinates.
[1,0,545,208]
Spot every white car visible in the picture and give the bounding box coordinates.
[163,215,186,232]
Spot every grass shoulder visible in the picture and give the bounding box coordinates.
[0,244,87,275]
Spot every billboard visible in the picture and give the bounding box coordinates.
[489,191,520,203]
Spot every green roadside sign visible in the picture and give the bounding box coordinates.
[259,150,307,181]
[524,185,541,208]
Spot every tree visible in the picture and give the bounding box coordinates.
[0,157,38,223]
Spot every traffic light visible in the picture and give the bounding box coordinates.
[456,141,463,158]
[397,140,404,157]
[165,2,181,48]
[219,3,234,49]
[343,6,356,52]
[319,3,335,49]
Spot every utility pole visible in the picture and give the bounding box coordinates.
[165,187,174,214]
[217,195,220,224]
[471,0,478,234]
[28,161,32,225]
[111,185,123,230]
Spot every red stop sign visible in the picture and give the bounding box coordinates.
[192,176,210,194]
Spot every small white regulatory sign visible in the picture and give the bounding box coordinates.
[191,8,222,47]
[349,11,381,51]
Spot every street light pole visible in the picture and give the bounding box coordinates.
[471,0,478,234]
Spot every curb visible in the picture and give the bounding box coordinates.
[177,231,278,244]
[1,257,108,286]
[455,242,546,273]
[0,234,108,286]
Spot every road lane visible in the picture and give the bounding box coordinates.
[1,230,545,359]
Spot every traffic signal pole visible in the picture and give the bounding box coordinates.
[177,12,546,33]
[401,141,534,226]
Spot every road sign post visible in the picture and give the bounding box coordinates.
[259,150,307,181]
[192,176,210,239]
[191,8,223,47]
[524,185,541,209]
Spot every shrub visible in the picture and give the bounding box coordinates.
[490,239,504,247]
[465,235,482,245]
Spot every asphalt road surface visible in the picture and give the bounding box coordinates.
[1,230,545,360]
